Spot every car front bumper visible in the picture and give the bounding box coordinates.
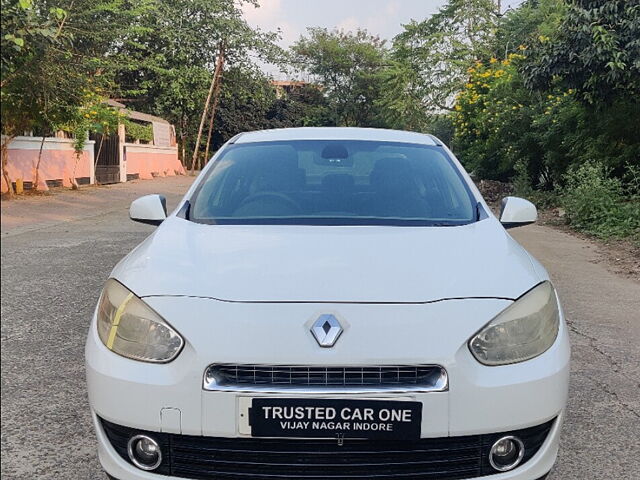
[94,411,563,480]
[86,296,570,480]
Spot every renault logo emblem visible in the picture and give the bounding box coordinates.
[311,314,343,347]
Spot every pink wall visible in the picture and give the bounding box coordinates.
[2,141,92,193]
[2,136,183,193]
[126,149,185,180]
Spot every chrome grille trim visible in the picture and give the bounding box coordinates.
[203,364,448,393]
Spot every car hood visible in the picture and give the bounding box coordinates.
[112,216,541,303]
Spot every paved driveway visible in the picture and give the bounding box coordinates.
[1,176,639,479]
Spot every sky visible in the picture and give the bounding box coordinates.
[242,0,527,56]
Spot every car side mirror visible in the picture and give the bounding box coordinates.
[129,194,167,226]
[499,196,537,229]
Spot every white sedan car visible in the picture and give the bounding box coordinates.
[86,127,570,480]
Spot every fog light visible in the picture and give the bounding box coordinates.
[127,435,162,471]
[489,436,524,472]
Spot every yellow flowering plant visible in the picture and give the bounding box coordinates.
[60,95,122,153]
[452,52,575,183]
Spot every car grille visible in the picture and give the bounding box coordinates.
[100,418,554,480]
[203,364,448,391]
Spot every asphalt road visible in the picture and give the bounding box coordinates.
[2,176,639,479]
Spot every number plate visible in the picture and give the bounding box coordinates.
[248,398,422,440]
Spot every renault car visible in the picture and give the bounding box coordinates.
[86,127,570,480]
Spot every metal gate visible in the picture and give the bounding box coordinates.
[92,133,120,184]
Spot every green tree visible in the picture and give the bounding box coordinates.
[113,0,282,167]
[1,0,102,193]
[452,0,639,200]
[382,0,498,130]
[210,68,331,151]
[291,28,389,127]
[1,0,164,193]
[523,0,640,104]
[492,0,566,60]
[266,85,333,130]
[211,67,279,148]
[519,0,640,180]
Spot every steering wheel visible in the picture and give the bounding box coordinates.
[235,192,302,215]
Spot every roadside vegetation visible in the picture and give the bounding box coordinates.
[449,0,639,241]
[2,0,638,241]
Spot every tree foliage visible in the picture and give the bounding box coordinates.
[0,0,157,137]
[1,0,129,193]
[2,0,79,135]
[110,0,283,164]
[448,0,639,238]
[385,0,498,124]
[292,28,388,127]
[522,0,640,104]
[210,67,331,151]
[1,0,284,160]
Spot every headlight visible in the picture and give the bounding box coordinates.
[469,281,560,366]
[96,279,184,363]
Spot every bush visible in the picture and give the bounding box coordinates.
[123,119,154,143]
[513,160,558,209]
[512,160,534,198]
[562,162,640,240]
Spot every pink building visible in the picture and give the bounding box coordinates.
[2,101,184,193]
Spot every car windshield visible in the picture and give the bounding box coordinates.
[189,140,477,226]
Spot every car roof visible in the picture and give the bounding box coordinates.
[233,127,439,146]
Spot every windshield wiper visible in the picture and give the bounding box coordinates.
[189,216,472,227]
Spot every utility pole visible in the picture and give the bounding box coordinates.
[202,43,226,169]
[190,42,225,175]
